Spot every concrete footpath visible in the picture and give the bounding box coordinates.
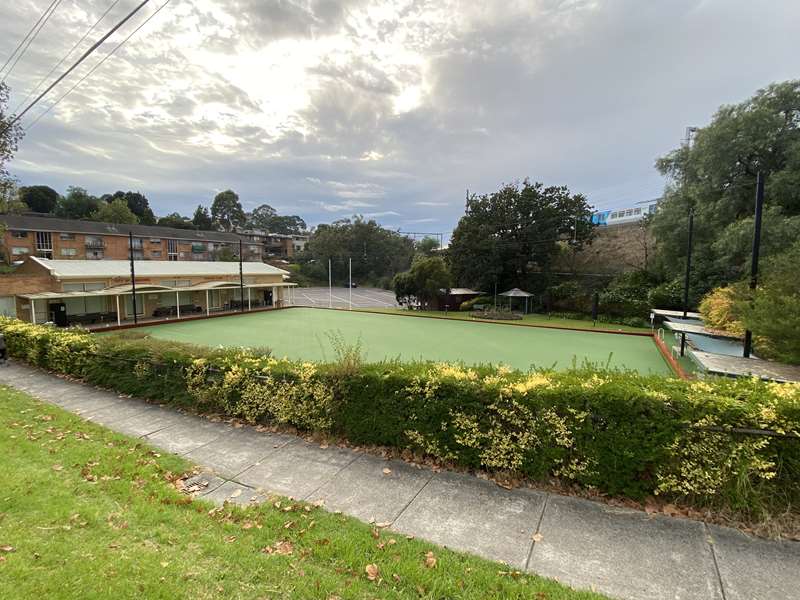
[2,360,797,600]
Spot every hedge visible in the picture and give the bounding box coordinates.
[2,317,799,518]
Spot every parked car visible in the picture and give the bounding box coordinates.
[346,282,359,288]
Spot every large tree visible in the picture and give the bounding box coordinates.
[55,186,101,219]
[19,185,59,213]
[101,191,156,225]
[448,180,594,293]
[301,216,415,283]
[652,80,800,294]
[393,255,452,308]
[91,198,139,224]
[211,189,246,232]
[246,203,307,234]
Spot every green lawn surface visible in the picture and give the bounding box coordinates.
[0,386,606,600]
[127,307,670,375]
[362,308,650,333]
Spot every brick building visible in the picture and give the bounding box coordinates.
[0,256,296,326]
[0,214,308,263]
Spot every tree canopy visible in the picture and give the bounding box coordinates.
[300,216,415,284]
[393,255,452,308]
[448,180,594,293]
[91,198,139,224]
[246,203,307,234]
[0,83,23,214]
[157,212,195,229]
[19,185,59,213]
[55,187,101,220]
[211,190,246,232]
[651,80,800,294]
[101,191,156,225]
[192,205,213,230]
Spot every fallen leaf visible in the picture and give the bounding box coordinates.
[0,545,15,553]
[387,538,397,546]
[424,551,437,569]
[229,489,242,499]
[532,533,544,543]
[382,468,392,475]
[365,563,380,581]
[274,541,294,555]
[224,536,237,544]
[160,561,170,568]
[52,465,63,472]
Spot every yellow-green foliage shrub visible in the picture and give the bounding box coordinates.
[699,285,745,335]
[1,318,798,518]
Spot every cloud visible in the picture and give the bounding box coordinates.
[2,0,799,237]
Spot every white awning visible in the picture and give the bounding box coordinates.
[19,281,296,300]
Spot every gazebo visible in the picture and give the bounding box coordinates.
[499,288,534,314]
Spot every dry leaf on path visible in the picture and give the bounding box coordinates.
[532,533,544,543]
[382,468,392,475]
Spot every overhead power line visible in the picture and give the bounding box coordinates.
[14,0,123,115]
[26,0,173,131]
[1,0,64,84]
[9,0,152,127]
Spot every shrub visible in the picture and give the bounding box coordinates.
[1,317,799,520]
[699,285,746,335]
[459,295,494,311]
[647,278,685,310]
[599,270,657,318]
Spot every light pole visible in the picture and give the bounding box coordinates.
[680,126,698,356]
[743,172,765,358]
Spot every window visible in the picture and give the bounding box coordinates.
[12,247,29,255]
[86,250,104,260]
[249,245,260,253]
[11,230,27,238]
[167,239,178,261]
[625,209,633,216]
[634,208,641,215]
[60,248,78,257]
[64,282,105,292]
[150,238,161,244]
[129,237,144,249]
[131,250,144,260]
[60,233,76,240]
[151,250,162,258]
[124,294,145,317]
[35,231,53,259]
[85,236,104,249]
[160,279,191,288]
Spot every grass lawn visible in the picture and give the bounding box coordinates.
[0,386,605,600]
[362,308,650,333]
[128,307,670,375]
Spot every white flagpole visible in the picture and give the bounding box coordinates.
[349,257,352,310]
[328,258,332,308]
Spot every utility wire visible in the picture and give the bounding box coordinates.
[1,0,63,84]
[9,0,152,127]
[14,0,123,115]
[0,0,58,76]
[26,0,173,131]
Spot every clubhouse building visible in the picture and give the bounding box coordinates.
[0,256,297,327]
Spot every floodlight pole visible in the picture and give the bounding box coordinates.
[129,231,138,325]
[239,240,245,313]
[680,207,694,356]
[328,258,332,308]
[743,172,765,358]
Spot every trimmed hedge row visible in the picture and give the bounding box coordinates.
[2,317,799,517]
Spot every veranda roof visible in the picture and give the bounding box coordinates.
[18,281,297,300]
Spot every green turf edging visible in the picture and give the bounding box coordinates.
[0,385,606,600]
[1,317,799,522]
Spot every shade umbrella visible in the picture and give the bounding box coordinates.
[499,288,534,314]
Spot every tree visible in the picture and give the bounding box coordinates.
[101,191,156,225]
[734,242,800,364]
[415,236,440,257]
[211,189,246,232]
[19,185,59,213]
[301,216,415,284]
[246,203,277,230]
[448,180,594,293]
[652,80,800,294]
[192,205,213,230]
[55,186,101,219]
[245,203,307,234]
[157,212,194,229]
[1,82,23,216]
[91,198,139,224]
[393,255,452,309]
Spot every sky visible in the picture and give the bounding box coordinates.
[1,0,799,237]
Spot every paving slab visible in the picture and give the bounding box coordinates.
[143,414,230,455]
[107,405,193,438]
[392,471,546,568]
[81,397,157,426]
[308,455,434,524]
[236,440,358,499]
[529,494,722,600]
[186,426,294,477]
[709,524,800,600]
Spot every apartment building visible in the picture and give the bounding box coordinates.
[0,214,307,263]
